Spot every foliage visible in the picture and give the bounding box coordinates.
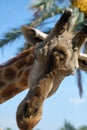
[79,126,87,130]
[60,120,76,130]
[4,128,12,130]
[60,121,87,130]
[0,0,62,48]
[4,121,87,130]
[0,28,21,47]
[5,120,87,130]
[0,0,87,49]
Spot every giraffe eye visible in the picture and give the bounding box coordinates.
[52,49,66,61]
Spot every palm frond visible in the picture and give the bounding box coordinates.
[0,28,21,47]
[31,0,62,17]
[0,0,62,49]
[31,0,55,11]
[76,69,83,98]
[30,11,61,27]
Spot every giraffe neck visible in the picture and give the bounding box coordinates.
[0,47,35,103]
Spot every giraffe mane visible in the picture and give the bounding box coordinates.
[0,46,35,69]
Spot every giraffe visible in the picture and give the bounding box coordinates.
[16,10,87,130]
[0,8,72,104]
[0,9,87,130]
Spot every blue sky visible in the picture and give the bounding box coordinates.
[0,1,87,130]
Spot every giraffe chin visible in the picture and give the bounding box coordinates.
[16,97,43,130]
[17,109,42,130]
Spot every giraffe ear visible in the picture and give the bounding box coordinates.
[22,25,48,45]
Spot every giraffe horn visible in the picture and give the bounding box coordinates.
[35,8,73,50]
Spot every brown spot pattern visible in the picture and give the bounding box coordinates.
[1,84,22,100]
[0,70,4,79]
[17,69,24,79]
[26,54,35,66]
[0,80,6,88]
[19,69,29,86]
[16,58,26,69]
[4,67,16,80]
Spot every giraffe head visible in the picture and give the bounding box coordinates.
[17,9,87,130]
